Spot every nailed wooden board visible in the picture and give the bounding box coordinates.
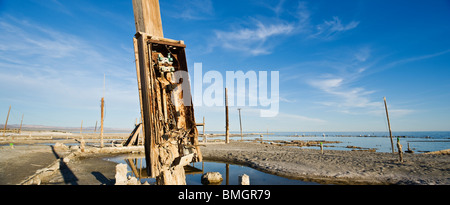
[132,0,164,37]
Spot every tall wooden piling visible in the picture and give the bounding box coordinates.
[3,105,11,137]
[18,114,24,134]
[225,88,230,144]
[100,97,104,148]
[203,117,205,141]
[384,97,395,153]
[238,108,243,141]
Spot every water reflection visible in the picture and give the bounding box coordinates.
[107,155,319,185]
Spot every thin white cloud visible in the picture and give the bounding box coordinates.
[238,107,326,123]
[311,16,359,40]
[308,78,343,92]
[164,0,214,20]
[303,46,384,112]
[384,49,450,70]
[0,16,139,127]
[210,2,358,56]
[309,77,382,109]
[214,20,294,55]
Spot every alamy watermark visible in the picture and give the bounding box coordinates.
[170,63,279,117]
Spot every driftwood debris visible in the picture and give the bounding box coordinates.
[123,123,143,147]
[132,0,202,185]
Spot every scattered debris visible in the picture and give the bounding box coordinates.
[115,163,128,185]
[201,172,223,185]
[271,140,341,147]
[423,149,450,155]
[405,143,414,153]
[239,174,250,185]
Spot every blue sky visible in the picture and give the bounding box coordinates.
[0,0,449,132]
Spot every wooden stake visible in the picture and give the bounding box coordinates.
[238,108,243,141]
[225,88,229,144]
[100,97,104,148]
[320,142,324,154]
[226,163,230,185]
[384,97,395,153]
[18,114,24,134]
[94,121,98,133]
[3,105,11,137]
[203,117,206,143]
[80,120,83,136]
[397,137,403,162]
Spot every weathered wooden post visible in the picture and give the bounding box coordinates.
[80,138,85,152]
[132,0,202,184]
[238,108,243,141]
[225,88,230,144]
[320,142,324,154]
[100,97,104,148]
[397,137,403,162]
[384,97,395,153]
[3,105,11,137]
[18,114,24,134]
[203,117,206,142]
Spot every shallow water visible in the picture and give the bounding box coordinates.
[105,155,319,185]
[209,131,450,153]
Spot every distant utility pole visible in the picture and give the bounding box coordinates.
[80,120,83,136]
[3,105,11,137]
[18,114,24,134]
[238,108,243,141]
[384,97,395,153]
[100,74,105,148]
[225,88,229,144]
[100,97,105,148]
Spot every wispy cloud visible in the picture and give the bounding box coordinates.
[311,16,359,40]
[164,0,214,20]
[213,20,294,55]
[303,47,384,113]
[30,0,73,16]
[0,16,139,127]
[236,107,326,123]
[303,46,450,117]
[209,1,359,55]
[383,49,450,70]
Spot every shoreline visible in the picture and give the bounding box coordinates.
[200,141,450,185]
[1,131,448,185]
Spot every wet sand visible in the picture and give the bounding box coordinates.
[201,141,450,185]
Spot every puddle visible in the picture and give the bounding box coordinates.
[105,155,319,185]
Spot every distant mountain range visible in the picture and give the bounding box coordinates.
[1,124,133,133]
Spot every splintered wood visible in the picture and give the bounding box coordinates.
[133,33,202,185]
[132,0,201,185]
